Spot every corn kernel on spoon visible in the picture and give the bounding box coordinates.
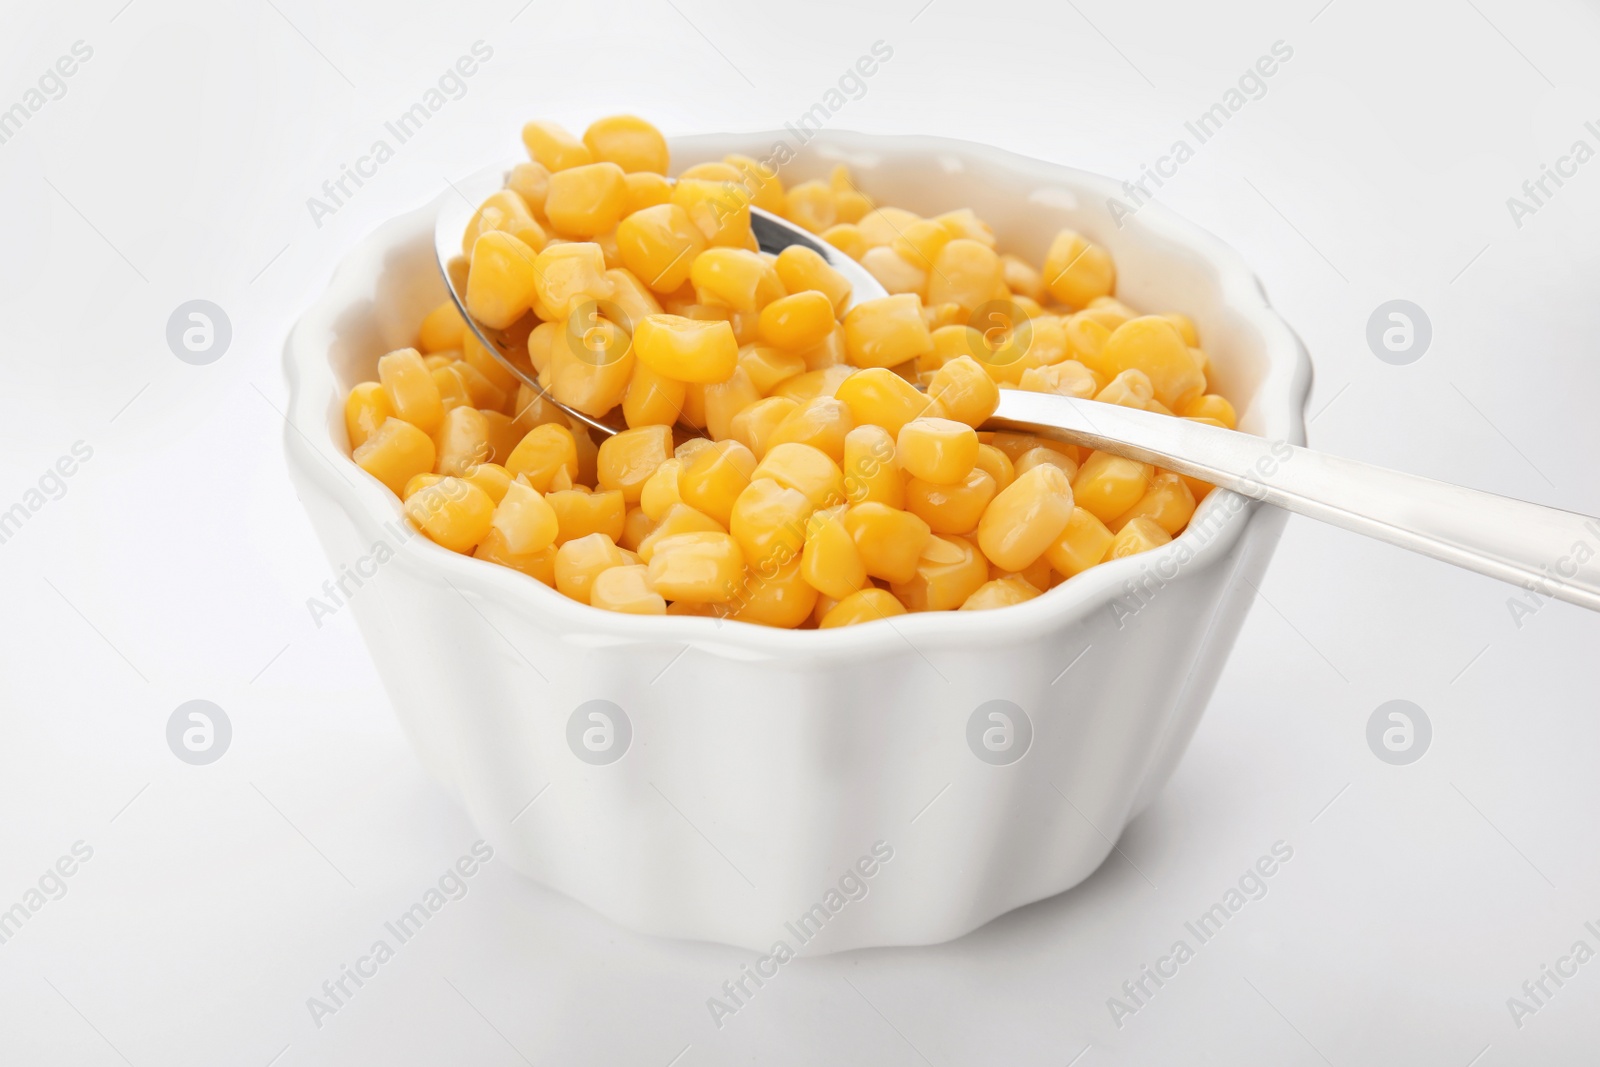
[437,172,1600,612]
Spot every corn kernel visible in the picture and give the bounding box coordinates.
[977,463,1074,572]
[1161,311,1199,347]
[904,466,996,535]
[689,247,783,315]
[723,153,786,213]
[646,531,744,602]
[927,239,1003,313]
[926,355,999,428]
[596,424,673,503]
[727,396,797,459]
[960,576,1041,611]
[463,462,513,503]
[506,162,550,215]
[730,477,815,573]
[589,563,667,614]
[783,179,837,233]
[670,177,751,248]
[799,505,868,600]
[1180,393,1237,429]
[490,478,559,553]
[345,381,392,449]
[860,246,928,298]
[678,439,756,526]
[637,503,725,562]
[973,442,1015,492]
[890,534,989,612]
[770,365,854,403]
[554,532,627,603]
[1014,445,1078,481]
[757,290,834,351]
[765,396,853,462]
[1043,229,1116,309]
[751,442,845,509]
[821,223,868,260]
[466,231,540,330]
[1000,254,1044,303]
[1019,359,1099,399]
[845,502,931,584]
[638,458,684,520]
[1098,317,1206,410]
[1108,516,1172,559]
[819,588,907,629]
[604,268,665,328]
[548,487,625,545]
[355,417,436,496]
[841,294,933,369]
[991,553,1056,592]
[504,423,579,491]
[455,354,512,409]
[842,425,903,507]
[774,246,853,315]
[474,528,557,585]
[735,344,805,395]
[724,557,818,628]
[544,161,628,238]
[532,241,613,320]
[433,406,492,476]
[700,368,760,441]
[522,120,592,172]
[834,367,931,438]
[580,114,668,174]
[857,206,922,249]
[1071,452,1153,523]
[463,190,547,255]
[404,476,494,554]
[547,313,635,417]
[897,417,979,486]
[378,348,445,434]
[419,301,467,352]
[617,204,707,292]
[430,365,472,412]
[1111,471,1195,535]
[633,314,739,384]
[890,217,955,270]
[1044,506,1114,577]
[623,361,688,428]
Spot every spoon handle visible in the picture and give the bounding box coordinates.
[989,390,1600,612]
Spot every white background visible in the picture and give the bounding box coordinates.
[2,0,1599,1063]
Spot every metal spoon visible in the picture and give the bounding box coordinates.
[436,172,1600,612]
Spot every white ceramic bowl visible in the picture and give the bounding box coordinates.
[283,131,1309,952]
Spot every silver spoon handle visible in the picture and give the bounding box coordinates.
[989,390,1600,612]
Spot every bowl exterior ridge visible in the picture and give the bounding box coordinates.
[283,132,1307,951]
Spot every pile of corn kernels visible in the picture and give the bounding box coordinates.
[343,115,1239,628]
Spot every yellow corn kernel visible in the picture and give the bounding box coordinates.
[841,294,933,369]
[1014,446,1078,482]
[506,162,550,215]
[490,478,559,554]
[991,552,1057,593]
[1071,452,1153,523]
[1063,311,1116,379]
[724,557,818,628]
[532,241,613,320]
[457,348,514,408]
[378,348,445,434]
[737,343,806,394]
[860,246,928,298]
[481,410,523,466]
[638,458,684,520]
[504,423,578,491]
[1094,368,1155,410]
[616,204,707,293]
[604,267,665,327]
[890,217,955,270]
[553,532,627,603]
[842,425,904,507]
[973,442,1015,492]
[354,417,436,496]
[544,161,628,238]
[1108,516,1172,559]
[799,505,868,600]
[433,406,491,476]
[1043,229,1116,309]
[1019,359,1099,399]
[547,314,635,417]
[622,171,672,214]
[821,223,868,260]
[588,563,667,614]
[752,442,845,509]
[770,364,854,403]
[796,323,846,372]
[418,300,466,353]
[766,396,853,462]
[430,365,472,412]
[636,503,724,562]
[547,488,626,545]
[757,290,835,352]
[922,324,980,373]
[819,588,907,629]
[463,462,512,503]
[670,177,751,248]
[729,396,797,459]
[724,153,786,213]
[345,382,392,449]
[700,367,760,441]
[961,575,1041,611]
[845,503,931,584]
[1180,393,1237,429]
[1000,254,1044,303]
[619,506,653,552]
[1098,317,1205,410]
[926,355,999,428]
[577,114,668,174]
[402,472,444,502]
[891,534,989,612]
[596,424,673,504]
[689,247,783,315]
[474,528,557,585]
[633,314,739,384]
[904,466,996,535]
[1162,311,1199,347]
[782,179,837,234]
[678,439,757,526]
[404,476,494,554]
[857,206,921,249]
[834,367,931,439]
[927,239,1003,313]
[646,531,744,602]
[897,417,979,486]
[834,186,873,225]
[730,478,813,570]
[1044,506,1114,577]
[774,245,853,315]
[522,120,592,172]
[463,190,546,255]
[622,361,687,429]
[466,231,540,330]
[1111,471,1195,535]
[977,464,1074,571]
[423,353,457,371]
